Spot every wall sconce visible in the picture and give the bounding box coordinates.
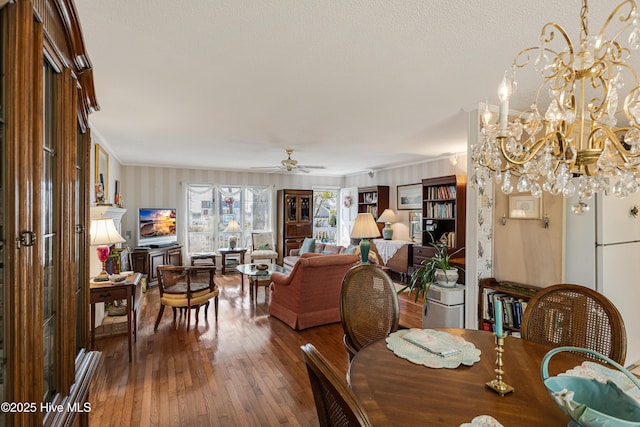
[543,213,550,229]
[501,214,507,226]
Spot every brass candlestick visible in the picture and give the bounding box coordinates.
[485,334,514,396]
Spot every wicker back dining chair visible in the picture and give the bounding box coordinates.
[520,283,627,364]
[340,264,399,360]
[154,265,219,331]
[300,343,373,427]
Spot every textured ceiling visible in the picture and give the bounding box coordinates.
[73,0,635,176]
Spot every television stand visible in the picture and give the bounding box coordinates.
[130,244,183,286]
[149,242,178,248]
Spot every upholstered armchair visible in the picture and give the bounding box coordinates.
[250,231,278,264]
[269,252,359,330]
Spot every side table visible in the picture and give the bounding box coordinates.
[90,272,142,362]
[218,247,247,274]
[191,253,217,268]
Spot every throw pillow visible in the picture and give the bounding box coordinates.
[299,237,316,255]
[258,243,272,250]
[345,245,357,254]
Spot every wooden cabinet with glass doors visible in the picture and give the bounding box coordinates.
[0,1,100,425]
[277,190,313,263]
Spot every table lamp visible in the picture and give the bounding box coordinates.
[90,218,126,282]
[224,219,243,249]
[351,213,381,264]
[376,209,398,240]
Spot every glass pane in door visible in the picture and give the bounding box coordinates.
[286,195,297,222]
[300,196,310,221]
[0,10,5,414]
[42,60,57,402]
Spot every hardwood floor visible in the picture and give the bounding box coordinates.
[89,272,349,426]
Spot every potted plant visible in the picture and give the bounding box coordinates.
[398,233,464,307]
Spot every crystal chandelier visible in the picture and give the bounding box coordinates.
[471,0,640,214]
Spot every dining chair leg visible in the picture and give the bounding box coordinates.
[214,296,219,319]
[204,301,210,321]
[172,307,177,322]
[187,303,191,331]
[154,305,165,331]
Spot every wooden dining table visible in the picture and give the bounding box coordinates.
[348,328,592,426]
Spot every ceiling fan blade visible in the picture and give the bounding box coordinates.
[298,165,326,169]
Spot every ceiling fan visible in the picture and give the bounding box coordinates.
[252,149,326,173]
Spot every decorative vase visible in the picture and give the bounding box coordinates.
[382,225,393,240]
[435,268,458,287]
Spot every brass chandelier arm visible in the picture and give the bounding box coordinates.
[623,84,640,124]
[498,133,559,166]
[597,0,636,43]
[591,125,640,161]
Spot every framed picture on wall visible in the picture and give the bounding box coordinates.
[409,211,422,243]
[508,195,542,219]
[95,143,109,200]
[397,183,422,210]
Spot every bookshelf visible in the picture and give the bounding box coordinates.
[413,175,466,277]
[357,186,389,234]
[478,278,541,336]
[421,175,465,250]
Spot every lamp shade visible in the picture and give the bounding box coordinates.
[377,209,398,224]
[350,213,381,239]
[224,219,243,233]
[90,218,125,246]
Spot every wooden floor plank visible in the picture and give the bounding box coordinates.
[89,272,348,425]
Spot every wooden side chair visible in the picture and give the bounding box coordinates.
[520,283,627,364]
[340,264,399,360]
[300,343,373,427]
[154,265,219,331]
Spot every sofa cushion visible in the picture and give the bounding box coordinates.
[321,245,342,254]
[299,237,316,255]
[345,244,358,254]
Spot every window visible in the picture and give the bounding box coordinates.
[186,185,215,254]
[186,184,273,255]
[313,188,338,243]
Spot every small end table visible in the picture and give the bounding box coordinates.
[218,248,247,274]
[191,253,216,268]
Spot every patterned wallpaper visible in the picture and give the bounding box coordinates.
[113,157,467,247]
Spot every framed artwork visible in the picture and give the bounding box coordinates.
[95,144,109,201]
[508,195,542,219]
[409,211,422,243]
[397,183,422,210]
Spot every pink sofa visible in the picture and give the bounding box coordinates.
[269,252,359,330]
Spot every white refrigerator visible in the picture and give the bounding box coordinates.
[565,190,640,366]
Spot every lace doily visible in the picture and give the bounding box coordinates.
[385,329,481,369]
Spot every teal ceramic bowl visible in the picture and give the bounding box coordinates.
[542,347,640,427]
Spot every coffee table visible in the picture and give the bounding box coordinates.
[236,263,286,303]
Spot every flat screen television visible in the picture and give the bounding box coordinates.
[137,208,178,247]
